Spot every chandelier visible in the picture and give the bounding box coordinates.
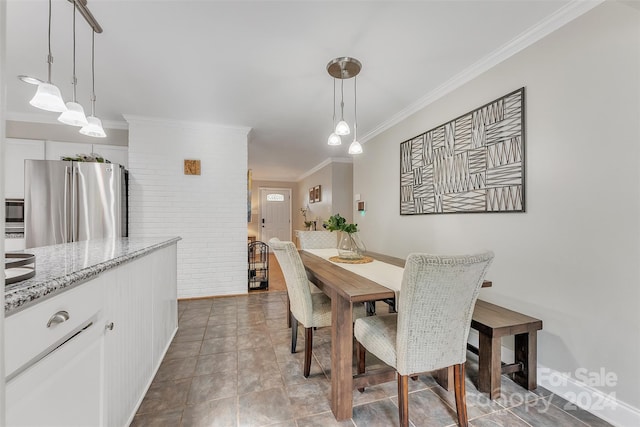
[326,57,363,154]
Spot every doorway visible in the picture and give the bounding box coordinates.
[259,188,291,244]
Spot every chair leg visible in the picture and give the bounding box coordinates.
[291,313,298,353]
[453,363,469,427]
[356,340,366,392]
[286,296,291,328]
[304,327,313,377]
[397,373,409,427]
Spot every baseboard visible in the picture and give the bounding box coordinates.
[537,366,640,427]
[467,331,640,427]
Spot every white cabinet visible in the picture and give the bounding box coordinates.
[4,138,45,198]
[104,258,153,427]
[45,141,128,168]
[93,144,128,168]
[151,244,178,365]
[5,277,105,427]
[103,245,177,426]
[5,321,105,427]
[5,243,178,427]
[5,238,26,252]
[45,140,93,161]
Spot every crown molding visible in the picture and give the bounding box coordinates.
[123,114,252,136]
[297,157,352,182]
[250,175,298,183]
[360,0,604,144]
[6,111,129,130]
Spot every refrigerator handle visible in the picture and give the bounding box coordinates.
[71,166,79,242]
[64,166,71,243]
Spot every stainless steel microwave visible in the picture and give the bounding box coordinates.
[6,199,25,232]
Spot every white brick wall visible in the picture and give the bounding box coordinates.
[125,115,250,298]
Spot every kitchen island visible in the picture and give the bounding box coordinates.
[5,236,181,314]
[4,236,180,427]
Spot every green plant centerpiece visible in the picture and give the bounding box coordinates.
[324,213,366,259]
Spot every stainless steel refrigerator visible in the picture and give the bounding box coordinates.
[24,160,128,249]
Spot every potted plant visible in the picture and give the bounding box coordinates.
[324,213,366,259]
[300,207,313,230]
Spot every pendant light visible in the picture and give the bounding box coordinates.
[335,78,350,136]
[58,0,89,127]
[80,30,107,138]
[348,75,363,155]
[28,0,67,113]
[327,79,341,146]
[327,57,363,153]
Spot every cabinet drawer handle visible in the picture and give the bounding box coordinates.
[105,322,115,331]
[46,310,70,328]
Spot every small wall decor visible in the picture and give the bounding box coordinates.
[400,87,525,215]
[309,187,315,204]
[314,185,322,202]
[184,159,201,175]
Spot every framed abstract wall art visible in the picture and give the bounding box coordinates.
[400,87,525,215]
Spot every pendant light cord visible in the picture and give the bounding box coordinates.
[353,76,358,138]
[332,79,336,127]
[340,79,345,121]
[46,0,53,83]
[91,30,96,115]
[71,0,78,102]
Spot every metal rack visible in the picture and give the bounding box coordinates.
[248,241,269,291]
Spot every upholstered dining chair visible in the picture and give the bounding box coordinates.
[281,232,330,328]
[354,251,494,427]
[296,230,336,249]
[269,237,366,377]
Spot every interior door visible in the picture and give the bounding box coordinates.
[260,188,291,244]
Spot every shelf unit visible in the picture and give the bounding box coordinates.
[248,241,269,291]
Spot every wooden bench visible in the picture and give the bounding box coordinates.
[468,300,543,399]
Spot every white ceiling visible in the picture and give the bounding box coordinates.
[5,0,596,181]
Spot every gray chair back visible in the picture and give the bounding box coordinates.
[269,238,314,326]
[396,251,494,375]
[297,230,336,249]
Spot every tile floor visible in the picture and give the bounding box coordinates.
[131,292,613,427]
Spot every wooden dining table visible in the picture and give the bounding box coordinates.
[299,249,491,420]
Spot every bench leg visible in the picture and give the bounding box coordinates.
[478,332,501,399]
[434,366,453,391]
[513,332,537,391]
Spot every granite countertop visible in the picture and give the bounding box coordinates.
[4,236,181,315]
